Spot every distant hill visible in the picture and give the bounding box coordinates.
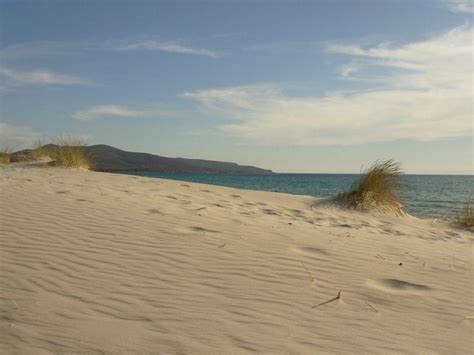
[12,144,273,174]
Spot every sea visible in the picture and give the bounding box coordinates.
[127,172,473,219]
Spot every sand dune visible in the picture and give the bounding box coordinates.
[0,165,472,354]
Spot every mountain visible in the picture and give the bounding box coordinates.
[12,144,273,174]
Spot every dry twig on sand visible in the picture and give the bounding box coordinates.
[312,291,341,308]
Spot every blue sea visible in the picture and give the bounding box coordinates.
[128,172,473,218]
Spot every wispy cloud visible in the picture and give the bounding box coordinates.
[0,122,41,148]
[111,40,222,58]
[72,105,145,121]
[0,38,222,61]
[0,41,82,60]
[326,25,471,89]
[442,0,474,13]
[184,26,472,146]
[245,40,321,53]
[339,60,362,78]
[0,66,92,86]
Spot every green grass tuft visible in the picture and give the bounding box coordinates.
[337,159,404,212]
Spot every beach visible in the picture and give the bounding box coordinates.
[1,165,472,354]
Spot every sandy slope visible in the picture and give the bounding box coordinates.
[0,165,472,354]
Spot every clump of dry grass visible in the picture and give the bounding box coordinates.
[50,135,90,168]
[30,139,47,160]
[0,147,12,164]
[337,159,404,212]
[456,198,474,228]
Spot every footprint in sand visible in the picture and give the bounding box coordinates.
[210,203,227,208]
[261,208,280,216]
[368,278,431,294]
[147,209,163,215]
[189,226,220,233]
[445,231,459,237]
[289,210,306,219]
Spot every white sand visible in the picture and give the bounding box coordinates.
[1,165,472,354]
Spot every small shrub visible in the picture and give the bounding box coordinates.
[0,147,12,164]
[50,135,90,168]
[338,159,404,212]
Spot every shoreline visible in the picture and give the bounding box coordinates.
[1,165,472,353]
[114,169,470,220]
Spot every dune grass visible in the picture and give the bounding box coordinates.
[456,198,474,228]
[30,139,47,160]
[50,135,91,168]
[0,147,12,164]
[337,159,404,212]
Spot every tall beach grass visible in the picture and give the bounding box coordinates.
[337,159,404,212]
[456,198,474,228]
[50,135,91,169]
[0,146,12,164]
[30,139,47,160]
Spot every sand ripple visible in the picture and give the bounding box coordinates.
[0,166,472,354]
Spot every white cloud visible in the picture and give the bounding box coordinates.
[0,123,41,149]
[442,0,474,13]
[72,105,144,121]
[327,26,472,89]
[0,66,92,86]
[339,60,362,78]
[184,26,473,146]
[111,40,222,58]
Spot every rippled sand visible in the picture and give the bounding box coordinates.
[1,165,472,354]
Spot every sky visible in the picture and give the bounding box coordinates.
[0,0,472,174]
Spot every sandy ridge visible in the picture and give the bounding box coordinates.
[0,165,472,354]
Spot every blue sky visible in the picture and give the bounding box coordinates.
[1,0,472,174]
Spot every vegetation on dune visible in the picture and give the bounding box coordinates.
[31,139,47,160]
[456,198,474,228]
[50,135,91,169]
[337,159,404,212]
[1,136,91,168]
[0,147,12,164]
